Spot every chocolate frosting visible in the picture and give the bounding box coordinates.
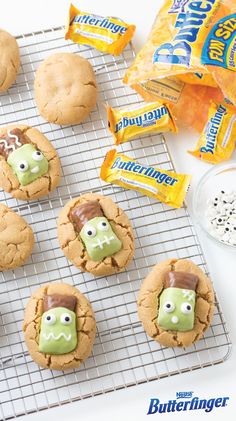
[43,294,77,312]
[165,271,198,291]
[69,200,104,233]
[0,128,29,159]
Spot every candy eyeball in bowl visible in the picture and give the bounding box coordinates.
[193,161,236,250]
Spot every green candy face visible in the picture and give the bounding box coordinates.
[7,143,48,186]
[39,307,77,355]
[157,287,196,332]
[80,216,122,261]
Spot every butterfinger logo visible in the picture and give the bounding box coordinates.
[147,392,229,415]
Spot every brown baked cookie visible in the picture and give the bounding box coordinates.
[0,203,34,271]
[23,283,96,370]
[57,193,134,276]
[34,53,97,125]
[0,29,20,92]
[138,259,215,348]
[0,125,61,200]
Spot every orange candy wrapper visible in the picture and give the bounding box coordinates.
[189,102,236,163]
[65,4,135,56]
[100,150,191,208]
[124,0,236,132]
[107,102,177,145]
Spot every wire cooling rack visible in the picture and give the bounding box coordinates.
[0,26,231,420]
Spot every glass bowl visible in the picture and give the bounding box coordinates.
[193,161,236,250]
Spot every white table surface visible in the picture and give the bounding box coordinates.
[1,1,235,420]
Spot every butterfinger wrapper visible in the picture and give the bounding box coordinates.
[188,102,236,164]
[107,102,177,145]
[100,150,191,208]
[65,4,136,56]
[124,0,236,100]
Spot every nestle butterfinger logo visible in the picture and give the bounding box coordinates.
[147,391,229,415]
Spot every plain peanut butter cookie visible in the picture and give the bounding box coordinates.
[0,203,34,271]
[34,53,97,125]
[23,283,96,370]
[57,193,135,277]
[0,125,61,201]
[0,29,20,92]
[138,259,215,348]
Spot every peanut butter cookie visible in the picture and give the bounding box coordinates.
[0,125,61,200]
[34,53,97,125]
[57,193,134,276]
[0,29,20,92]
[23,283,96,370]
[0,203,34,271]
[138,259,215,348]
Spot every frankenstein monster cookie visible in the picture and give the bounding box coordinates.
[138,259,215,348]
[0,204,34,271]
[57,193,134,276]
[23,283,96,370]
[34,53,97,125]
[0,126,61,200]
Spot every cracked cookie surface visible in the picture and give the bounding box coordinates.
[57,193,135,276]
[138,259,215,348]
[0,203,34,271]
[0,29,20,92]
[34,53,97,125]
[0,124,61,200]
[23,283,96,370]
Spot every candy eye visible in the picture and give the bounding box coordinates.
[181,302,193,314]
[32,150,44,161]
[17,160,29,172]
[60,313,72,325]
[163,301,175,313]
[44,313,56,325]
[97,220,109,231]
[85,225,96,238]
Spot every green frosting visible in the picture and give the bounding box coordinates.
[7,143,48,186]
[80,216,122,261]
[39,307,77,355]
[157,287,196,332]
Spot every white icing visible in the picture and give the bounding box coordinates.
[0,138,15,153]
[92,235,115,249]
[42,332,72,341]
[171,316,179,324]
[182,289,194,301]
[0,129,22,153]
[31,165,39,174]
[7,129,22,146]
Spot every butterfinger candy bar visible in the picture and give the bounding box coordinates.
[65,4,136,56]
[165,272,199,290]
[0,128,28,159]
[44,294,77,312]
[107,102,177,145]
[188,102,236,164]
[69,201,104,233]
[100,150,191,208]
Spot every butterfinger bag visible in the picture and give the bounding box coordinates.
[124,0,236,131]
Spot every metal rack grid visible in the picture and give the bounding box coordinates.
[0,26,231,420]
